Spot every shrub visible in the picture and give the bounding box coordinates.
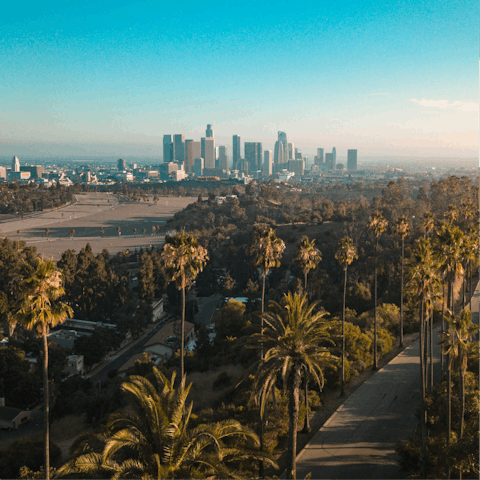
[213,371,232,390]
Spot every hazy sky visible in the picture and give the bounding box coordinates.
[1,0,478,159]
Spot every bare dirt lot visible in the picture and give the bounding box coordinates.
[0,193,197,260]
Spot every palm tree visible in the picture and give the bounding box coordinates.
[421,211,435,238]
[45,228,50,238]
[100,226,105,238]
[253,292,333,479]
[142,227,147,237]
[15,258,73,480]
[249,226,285,316]
[116,226,121,238]
[151,225,156,235]
[294,235,322,292]
[161,231,208,380]
[407,237,441,479]
[133,227,137,236]
[367,210,388,369]
[68,229,75,240]
[439,309,478,444]
[57,368,275,479]
[335,237,358,397]
[393,215,411,347]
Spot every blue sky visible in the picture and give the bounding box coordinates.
[1,0,478,159]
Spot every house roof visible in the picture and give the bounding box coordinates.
[0,406,26,422]
[145,321,194,348]
[118,351,165,373]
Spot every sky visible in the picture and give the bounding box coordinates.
[1,0,478,160]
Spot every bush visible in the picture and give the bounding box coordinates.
[213,371,232,390]
[366,328,393,358]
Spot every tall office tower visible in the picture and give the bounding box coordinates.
[217,146,228,170]
[232,135,241,170]
[332,147,336,164]
[185,141,201,173]
[287,143,295,160]
[118,158,127,170]
[202,137,215,168]
[325,153,334,168]
[288,159,305,177]
[173,134,185,163]
[244,142,262,172]
[278,131,287,153]
[263,150,273,176]
[315,148,324,165]
[274,140,285,166]
[295,148,302,160]
[163,135,174,163]
[206,124,214,138]
[193,157,204,177]
[12,156,20,172]
[347,149,358,171]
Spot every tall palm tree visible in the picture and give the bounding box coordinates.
[57,368,275,479]
[407,237,441,479]
[253,292,333,479]
[161,231,208,380]
[249,226,285,316]
[393,215,411,347]
[335,236,358,397]
[367,210,388,369]
[294,235,322,292]
[15,258,73,480]
[439,309,478,443]
[421,211,435,239]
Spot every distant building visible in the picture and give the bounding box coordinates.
[206,124,214,138]
[163,135,174,163]
[0,398,32,430]
[314,148,324,165]
[263,150,273,176]
[347,149,358,171]
[217,145,228,170]
[12,156,20,173]
[288,159,305,177]
[295,148,302,160]
[158,162,178,180]
[232,135,241,170]
[193,157,204,176]
[332,147,337,164]
[202,137,215,169]
[0,166,6,180]
[185,141,201,173]
[118,158,127,170]
[21,165,44,179]
[287,142,295,160]
[173,134,185,163]
[274,132,288,167]
[325,152,334,169]
[244,142,262,172]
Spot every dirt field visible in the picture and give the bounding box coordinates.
[0,193,197,260]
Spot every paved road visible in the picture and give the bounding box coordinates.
[296,326,443,479]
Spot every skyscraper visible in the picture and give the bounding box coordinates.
[332,147,336,164]
[347,149,358,171]
[278,131,287,154]
[217,146,228,170]
[315,148,324,165]
[117,158,127,170]
[244,142,262,172]
[263,150,273,176]
[202,137,215,168]
[206,124,214,138]
[163,135,174,163]
[232,135,241,170]
[325,153,334,168]
[185,141,201,173]
[274,141,285,167]
[287,143,295,160]
[12,156,20,172]
[173,134,185,163]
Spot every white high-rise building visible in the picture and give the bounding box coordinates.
[12,156,20,172]
[263,150,273,176]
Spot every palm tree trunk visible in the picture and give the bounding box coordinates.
[446,362,451,479]
[181,285,185,380]
[304,272,307,294]
[425,310,429,390]
[302,366,310,433]
[42,325,50,480]
[459,370,465,439]
[400,237,404,347]
[441,282,445,371]
[429,310,433,389]
[259,273,266,477]
[259,399,265,478]
[341,267,347,396]
[286,369,301,479]
[469,260,473,312]
[373,238,378,370]
[419,300,426,479]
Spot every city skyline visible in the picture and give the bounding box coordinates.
[1,1,478,160]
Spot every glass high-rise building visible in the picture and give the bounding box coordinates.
[163,135,174,163]
[233,135,241,170]
[244,142,262,172]
[347,149,358,171]
[173,134,185,163]
[218,146,228,170]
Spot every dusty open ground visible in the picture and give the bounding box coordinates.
[0,193,197,260]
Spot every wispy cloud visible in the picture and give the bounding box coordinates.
[410,98,479,112]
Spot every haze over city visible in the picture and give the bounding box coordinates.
[1,0,478,161]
